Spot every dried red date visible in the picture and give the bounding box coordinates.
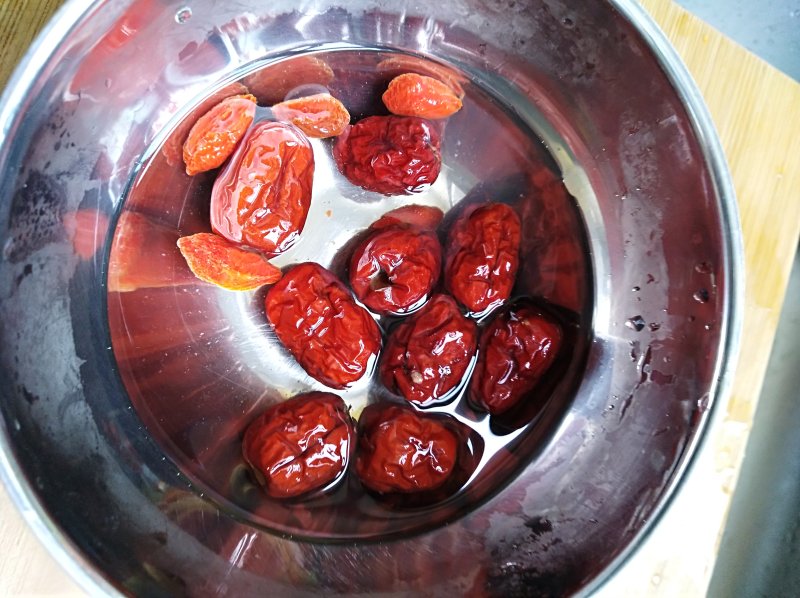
[333,116,441,195]
[243,392,354,498]
[356,404,458,494]
[211,121,314,254]
[265,262,382,388]
[349,224,441,315]
[380,294,477,406]
[445,202,521,315]
[470,302,563,415]
[371,204,444,231]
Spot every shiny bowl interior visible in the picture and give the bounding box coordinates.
[0,0,741,596]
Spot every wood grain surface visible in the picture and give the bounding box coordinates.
[0,0,63,90]
[1,0,799,596]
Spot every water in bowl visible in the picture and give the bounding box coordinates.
[106,47,593,540]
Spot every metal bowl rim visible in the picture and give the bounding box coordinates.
[576,1,744,594]
[0,0,745,595]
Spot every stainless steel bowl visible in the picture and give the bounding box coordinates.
[0,0,742,595]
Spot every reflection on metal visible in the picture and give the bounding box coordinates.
[0,1,741,596]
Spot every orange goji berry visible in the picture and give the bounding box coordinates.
[182,94,257,176]
[271,93,350,138]
[161,83,249,167]
[177,232,282,291]
[377,56,466,98]
[382,73,462,119]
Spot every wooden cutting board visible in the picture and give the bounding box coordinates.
[1,0,799,595]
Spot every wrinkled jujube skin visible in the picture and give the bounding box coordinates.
[333,116,441,195]
[470,302,563,415]
[380,294,478,406]
[356,404,458,494]
[265,262,382,389]
[243,392,355,499]
[445,202,521,316]
[211,121,314,254]
[349,224,441,315]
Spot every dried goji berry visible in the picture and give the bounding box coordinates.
[162,83,250,168]
[349,223,441,315]
[333,116,441,195]
[470,302,563,415]
[265,262,382,389]
[271,93,350,138]
[377,56,467,99]
[177,232,281,291]
[370,204,444,231]
[243,56,335,106]
[356,403,458,494]
[382,73,462,119]
[380,294,477,406]
[243,392,354,498]
[211,121,314,254]
[182,94,256,176]
[445,202,521,316]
